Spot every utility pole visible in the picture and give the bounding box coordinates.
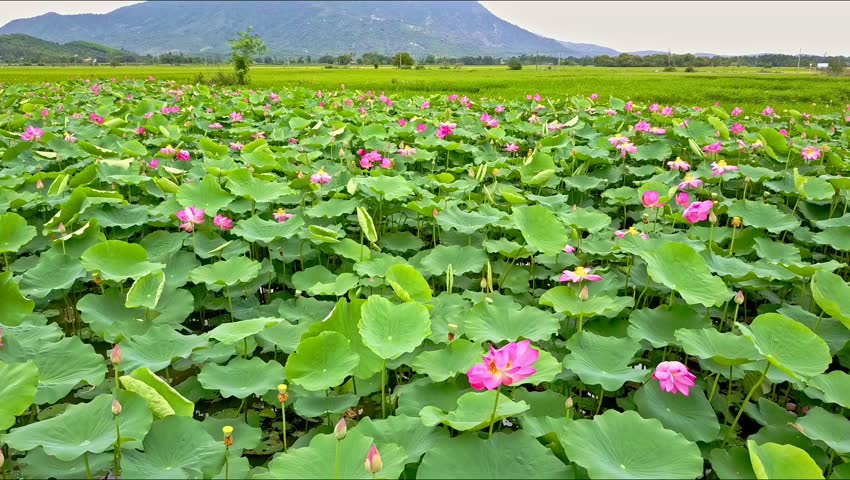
[797,48,801,73]
[668,48,672,67]
[557,51,561,67]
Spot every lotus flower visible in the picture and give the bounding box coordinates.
[615,226,648,240]
[274,208,293,223]
[310,168,332,185]
[642,191,663,208]
[653,361,696,396]
[466,340,539,391]
[667,158,691,171]
[436,122,456,139]
[633,120,652,133]
[364,445,382,474]
[730,123,745,135]
[683,200,714,223]
[678,174,704,191]
[176,150,191,162]
[675,192,691,207]
[702,141,723,154]
[710,160,738,177]
[731,107,743,117]
[20,126,43,142]
[801,146,822,161]
[416,123,427,132]
[559,266,603,283]
[505,143,519,153]
[615,142,637,157]
[213,215,233,231]
[608,134,630,146]
[176,207,205,232]
[563,244,575,254]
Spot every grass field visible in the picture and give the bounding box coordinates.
[0,64,849,113]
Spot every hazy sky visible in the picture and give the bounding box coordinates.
[1,1,849,55]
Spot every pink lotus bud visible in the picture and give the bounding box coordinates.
[334,418,347,440]
[579,286,589,301]
[364,444,382,474]
[110,345,123,365]
[112,400,122,416]
[36,179,44,189]
[734,290,744,305]
[58,223,65,233]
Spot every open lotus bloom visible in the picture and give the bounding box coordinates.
[175,207,205,232]
[653,361,696,396]
[467,340,539,391]
[559,266,603,283]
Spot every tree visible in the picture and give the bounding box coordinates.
[337,53,353,65]
[828,57,846,76]
[228,27,268,84]
[507,58,522,70]
[318,55,335,64]
[392,52,415,68]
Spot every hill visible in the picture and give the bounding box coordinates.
[0,34,138,64]
[0,1,615,58]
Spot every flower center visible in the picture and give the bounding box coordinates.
[574,267,588,277]
[627,226,639,235]
[716,160,728,167]
[684,174,694,181]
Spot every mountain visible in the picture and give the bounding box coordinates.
[557,41,617,58]
[0,1,615,58]
[0,34,137,63]
[629,50,668,57]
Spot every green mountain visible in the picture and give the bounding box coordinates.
[0,34,138,64]
[0,1,618,58]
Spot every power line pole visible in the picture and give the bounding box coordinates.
[797,48,801,73]
[536,50,538,70]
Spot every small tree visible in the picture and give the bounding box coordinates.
[228,27,268,85]
[828,57,846,76]
[337,53,353,65]
[507,58,522,70]
[392,52,415,68]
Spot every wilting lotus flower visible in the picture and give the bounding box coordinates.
[273,208,293,223]
[667,158,691,171]
[683,200,714,223]
[633,120,652,133]
[678,174,704,191]
[615,226,648,240]
[176,207,205,232]
[20,126,43,142]
[801,146,822,161]
[64,133,77,143]
[397,145,416,157]
[702,141,723,154]
[230,142,244,151]
[653,361,696,396]
[466,340,539,391]
[420,100,430,109]
[213,215,233,231]
[642,191,663,208]
[650,127,667,135]
[559,266,603,283]
[608,134,630,146]
[711,160,738,177]
[615,142,637,157]
[505,143,519,153]
[675,192,691,207]
[563,244,576,253]
[160,145,177,157]
[436,122,456,139]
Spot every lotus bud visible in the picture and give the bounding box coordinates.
[447,323,458,342]
[468,168,475,178]
[710,192,718,199]
[110,345,123,366]
[709,211,717,225]
[277,384,288,403]
[642,213,650,224]
[432,209,439,218]
[579,285,589,302]
[58,223,66,234]
[565,396,574,409]
[492,168,500,176]
[364,444,382,474]
[734,290,745,305]
[223,426,234,447]
[112,399,122,416]
[93,272,102,286]
[786,402,797,412]
[731,216,742,228]
[36,179,44,189]
[334,418,347,440]
[571,204,578,212]
[0,448,4,469]
[480,277,488,290]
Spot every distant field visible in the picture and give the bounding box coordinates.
[1,64,848,113]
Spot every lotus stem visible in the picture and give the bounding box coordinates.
[224,445,230,480]
[381,359,388,419]
[114,415,122,477]
[595,386,605,416]
[724,362,770,444]
[224,284,234,322]
[708,372,721,403]
[334,438,341,479]
[84,452,92,479]
[487,385,502,439]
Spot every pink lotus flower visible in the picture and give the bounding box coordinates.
[730,123,745,135]
[590,93,599,100]
[615,142,637,157]
[675,192,690,207]
[343,98,353,107]
[731,107,743,117]
[534,93,543,102]
[678,174,704,191]
[176,207,205,232]
[364,444,382,474]
[801,146,822,161]
[653,361,696,396]
[160,106,180,115]
[397,145,416,157]
[667,158,691,171]
[160,146,177,157]
[436,123,456,139]
[563,244,576,254]
[608,134,630,146]
[176,150,191,162]
[149,159,159,169]
[683,200,714,223]
[398,118,407,127]
[761,106,775,117]
[213,215,233,231]
[661,106,674,117]
[650,127,667,135]
[495,105,505,113]
[208,123,223,130]
[310,168,332,185]
[416,123,427,133]
[269,93,280,103]
[144,112,154,119]
[649,103,660,113]
[711,160,738,177]
[274,208,294,223]
[229,112,243,122]
[778,128,788,137]
[633,120,652,133]
[289,138,298,145]
[615,226,648,240]
[230,142,244,151]
[625,101,634,112]
[21,126,44,142]
[90,113,105,124]
[702,141,723,154]
[505,143,519,153]
[420,100,430,109]
[64,133,77,143]
[41,108,49,118]
[379,157,393,169]
[559,266,603,283]
[642,191,663,208]
[466,340,539,391]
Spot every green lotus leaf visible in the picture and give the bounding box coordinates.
[419,244,487,276]
[626,305,710,348]
[807,371,850,408]
[125,270,166,309]
[0,360,38,430]
[709,447,757,479]
[747,440,824,480]
[385,263,431,303]
[225,169,295,203]
[286,331,359,391]
[80,240,164,282]
[753,237,802,264]
[120,367,194,418]
[175,175,235,215]
[188,255,261,287]
[0,212,36,253]
[420,390,529,431]
[34,336,106,405]
[464,300,560,343]
[231,214,304,243]
[792,406,850,454]
[540,285,634,318]
[4,391,152,461]
[19,250,85,298]
[0,271,35,326]
[198,356,286,399]
[811,226,850,251]
[727,200,801,233]
[293,392,360,418]
[437,204,505,235]
[634,380,720,443]
[639,242,731,307]
[20,449,113,480]
[512,205,568,256]
[359,295,431,360]
[306,198,359,218]
[354,415,450,464]
[122,415,225,479]
[201,416,262,453]
[675,328,762,366]
[119,325,207,372]
[395,377,472,418]
[408,339,484,382]
[561,410,703,479]
[562,331,645,391]
[737,313,831,380]
[811,270,850,329]
[418,431,573,479]
[260,429,406,480]
[207,317,281,344]
[90,203,150,229]
[560,207,612,233]
[303,298,383,380]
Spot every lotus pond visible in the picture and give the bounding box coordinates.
[1,80,850,479]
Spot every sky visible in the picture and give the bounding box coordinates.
[0,1,849,56]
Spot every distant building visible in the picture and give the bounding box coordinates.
[817,63,829,69]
